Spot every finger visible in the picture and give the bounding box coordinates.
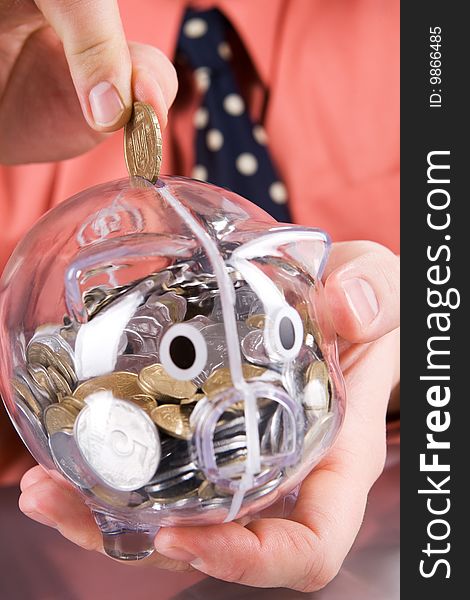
[19,473,102,551]
[19,469,192,571]
[20,464,49,492]
[35,0,132,131]
[324,241,400,343]
[128,42,178,129]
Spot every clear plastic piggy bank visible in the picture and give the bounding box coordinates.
[0,176,345,560]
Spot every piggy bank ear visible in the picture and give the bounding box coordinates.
[230,226,331,280]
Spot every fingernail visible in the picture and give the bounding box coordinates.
[342,277,379,327]
[156,545,198,563]
[89,81,124,126]
[24,511,57,529]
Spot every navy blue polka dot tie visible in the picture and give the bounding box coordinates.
[178,8,291,222]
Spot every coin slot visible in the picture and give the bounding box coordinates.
[160,323,208,381]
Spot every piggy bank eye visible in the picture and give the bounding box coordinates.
[266,306,303,361]
[160,323,208,381]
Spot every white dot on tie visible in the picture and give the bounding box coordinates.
[184,18,208,38]
[253,125,268,145]
[192,165,208,181]
[194,67,211,93]
[236,153,258,175]
[206,129,224,151]
[193,107,209,129]
[218,41,232,60]
[223,93,245,116]
[269,181,288,204]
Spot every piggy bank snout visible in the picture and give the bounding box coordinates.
[191,380,303,488]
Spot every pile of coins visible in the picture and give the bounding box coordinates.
[10,258,331,511]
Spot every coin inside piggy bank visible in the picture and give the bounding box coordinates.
[0,176,345,560]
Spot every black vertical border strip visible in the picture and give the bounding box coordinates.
[401,2,467,597]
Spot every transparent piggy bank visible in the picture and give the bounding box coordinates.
[0,176,345,560]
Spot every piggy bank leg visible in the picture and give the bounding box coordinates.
[92,510,159,560]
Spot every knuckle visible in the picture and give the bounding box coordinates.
[284,527,328,592]
[68,35,116,62]
[222,562,251,583]
[205,528,261,584]
[296,539,339,593]
[214,550,256,583]
[311,556,342,592]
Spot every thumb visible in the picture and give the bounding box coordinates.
[323,241,400,343]
[36,0,132,131]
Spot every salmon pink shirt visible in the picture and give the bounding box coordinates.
[0,0,399,277]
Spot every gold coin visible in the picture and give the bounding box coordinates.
[56,397,81,413]
[124,102,162,183]
[47,366,72,397]
[59,395,85,412]
[202,364,266,397]
[131,394,158,413]
[246,314,266,329]
[180,393,204,408]
[158,296,184,323]
[297,304,322,345]
[138,364,197,399]
[304,360,331,411]
[150,404,192,440]
[44,404,77,435]
[73,372,143,402]
[27,364,57,399]
[26,341,55,366]
[305,360,329,387]
[198,480,216,500]
[11,379,42,416]
[55,351,77,387]
[27,342,76,389]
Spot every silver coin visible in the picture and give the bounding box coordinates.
[201,322,251,377]
[28,330,75,365]
[147,461,197,485]
[213,416,246,439]
[74,391,161,491]
[26,364,57,404]
[15,367,50,406]
[211,286,257,322]
[184,315,213,330]
[122,328,157,354]
[49,430,97,489]
[281,345,318,401]
[114,352,159,374]
[133,307,171,332]
[241,329,269,366]
[260,404,291,456]
[213,435,247,453]
[145,470,196,493]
